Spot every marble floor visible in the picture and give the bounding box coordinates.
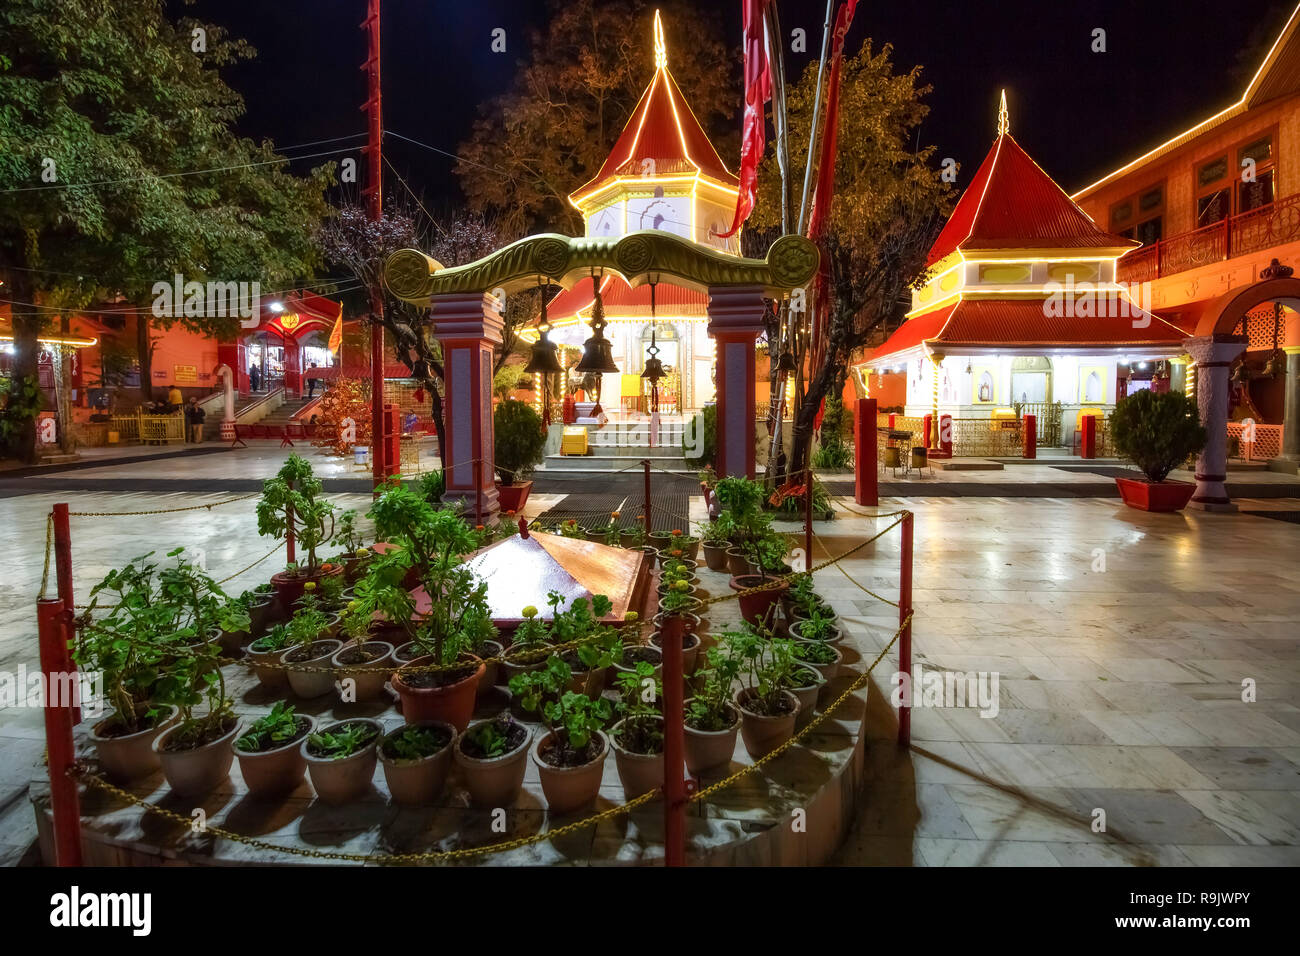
[1,458,1298,865]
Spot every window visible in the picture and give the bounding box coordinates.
[1196,155,1230,226]
[1238,134,1275,213]
[1110,182,1164,245]
[1193,128,1279,226]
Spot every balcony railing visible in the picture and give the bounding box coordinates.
[1117,191,1300,283]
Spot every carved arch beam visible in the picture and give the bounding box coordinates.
[384,230,819,306]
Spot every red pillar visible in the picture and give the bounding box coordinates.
[706,286,765,479]
[433,293,502,521]
[661,612,686,866]
[854,398,878,506]
[804,468,814,566]
[1023,414,1037,460]
[38,599,82,866]
[1080,414,1097,459]
[898,511,913,748]
[362,0,385,491]
[922,413,933,450]
[939,414,953,458]
[216,342,249,395]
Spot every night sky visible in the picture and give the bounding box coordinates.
[183,0,1294,211]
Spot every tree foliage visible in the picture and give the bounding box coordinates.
[456,0,737,234]
[1109,390,1206,483]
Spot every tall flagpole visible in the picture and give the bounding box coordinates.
[362,0,384,491]
[797,0,837,234]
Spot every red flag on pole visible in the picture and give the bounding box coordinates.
[716,0,772,239]
[806,0,858,367]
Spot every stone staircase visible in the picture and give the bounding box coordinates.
[543,418,696,474]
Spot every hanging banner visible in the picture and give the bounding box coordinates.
[716,0,772,238]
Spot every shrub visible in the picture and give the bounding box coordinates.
[683,403,717,467]
[1109,390,1206,483]
[494,399,546,485]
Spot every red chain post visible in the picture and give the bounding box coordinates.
[285,499,296,566]
[642,458,652,535]
[1023,414,1037,460]
[38,599,82,866]
[661,611,686,866]
[804,467,813,569]
[51,504,80,725]
[854,398,878,506]
[898,511,913,747]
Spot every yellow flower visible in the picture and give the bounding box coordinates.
[355,547,369,556]
[303,582,316,591]
[672,579,689,592]
[522,605,538,619]
[624,611,639,623]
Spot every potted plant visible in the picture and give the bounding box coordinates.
[782,574,828,622]
[505,591,621,699]
[700,519,730,572]
[245,585,279,638]
[257,454,342,607]
[501,604,551,684]
[494,399,546,513]
[586,511,620,544]
[793,638,842,690]
[728,626,800,758]
[650,628,702,677]
[781,659,826,731]
[278,591,342,699]
[215,596,253,657]
[302,718,382,804]
[378,721,457,805]
[233,701,315,796]
[330,633,395,703]
[610,661,664,801]
[75,551,221,780]
[613,643,662,683]
[454,716,532,807]
[619,518,647,550]
[529,688,611,814]
[332,509,372,583]
[151,637,240,797]
[788,604,843,644]
[1109,390,1207,512]
[246,622,292,690]
[351,485,490,731]
[684,640,744,775]
[714,477,790,623]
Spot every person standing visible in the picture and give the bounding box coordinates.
[249,361,262,393]
[306,362,319,398]
[167,383,183,408]
[186,397,206,443]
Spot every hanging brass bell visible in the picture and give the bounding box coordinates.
[576,331,620,375]
[1231,360,1251,385]
[524,327,562,375]
[776,350,796,373]
[1264,350,1286,378]
[641,328,665,383]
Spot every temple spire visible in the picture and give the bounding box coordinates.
[997,89,1010,137]
[654,9,667,70]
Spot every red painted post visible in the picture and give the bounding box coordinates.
[285,500,296,566]
[51,504,80,724]
[939,414,953,458]
[38,598,82,866]
[804,467,813,568]
[661,612,686,866]
[922,414,933,450]
[898,511,913,748]
[854,398,878,506]
[1081,414,1097,460]
[888,412,896,429]
[642,459,652,535]
[1023,414,1037,460]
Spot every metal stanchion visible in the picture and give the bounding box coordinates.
[804,467,813,567]
[642,459,652,534]
[661,611,686,866]
[898,511,913,747]
[51,503,80,724]
[38,598,82,866]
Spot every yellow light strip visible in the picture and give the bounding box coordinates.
[0,334,98,348]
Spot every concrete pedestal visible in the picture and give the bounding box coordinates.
[707,285,765,479]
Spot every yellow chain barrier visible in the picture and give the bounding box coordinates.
[67,493,261,518]
[38,514,53,602]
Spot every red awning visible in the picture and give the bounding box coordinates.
[547,274,708,320]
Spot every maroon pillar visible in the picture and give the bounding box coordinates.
[1023,414,1037,459]
[661,612,686,866]
[707,286,765,479]
[898,511,913,747]
[1081,414,1097,459]
[854,398,878,506]
[433,293,502,521]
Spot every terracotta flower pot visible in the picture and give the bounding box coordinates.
[793,639,843,688]
[725,547,749,577]
[495,480,533,513]
[234,714,315,796]
[247,593,278,637]
[734,688,799,759]
[330,641,394,702]
[392,656,484,732]
[565,664,608,700]
[477,639,505,696]
[618,530,642,549]
[683,700,740,775]
[788,619,843,645]
[245,639,290,689]
[378,720,456,806]
[783,666,826,730]
[585,530,611,544]
[532,729,608,814]
[1115,475,1196,512]
[217,625,250,658]
[500,648,548,685]
[302,718,382,805]
[610,718,664,800]
[89,706,179,782]
[613,644,663,683]
[271,563,345,613]
[701,541,729,572]
[280,639,342,699]
[729,574,789,628]
[454,720,533,807]
[153,717,240,798]
[650,629,701,675]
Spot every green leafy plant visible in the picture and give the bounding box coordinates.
[557,518,585,539]
[417,469,445,505]
[256,455,336,575]
[0,374,42,455]
[687,639,744,732]
[250,622,292,654]
[235,701,307,753]
[307,721,377,759]
[494,399,546,485]
[1109,390,1206,483]
[382,724,452,762]
[794,640,837,666]
[334,509,367,554]
[215,597,252,636]
[461,717,517,758]
[614,660,663,755]
[541,690,611,765]
[726,624,797,716]
[313,573,346,611]
[787,574,823,614]
[794,603,838,641]
[683,404,716,468]
[700,519,729,545]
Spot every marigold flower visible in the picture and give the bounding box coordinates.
[624,611,639,623]
[522,605,538,619]
[672,529,682,535]
[303,581,316,591]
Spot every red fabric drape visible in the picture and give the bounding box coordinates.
[717,0,772,239]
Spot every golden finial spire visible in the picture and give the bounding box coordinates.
[654,9,667,70]
[997,89,1010,136]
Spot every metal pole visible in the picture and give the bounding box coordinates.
[661,611,686,867]
[804,467,813,568]
[797,0,837,233]
[38,598,82,866]
[898,511,913,747]
[364,0,385,491]
[642,458,652,535]
[51,503,80,723]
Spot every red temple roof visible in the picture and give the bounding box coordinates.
[867,299,1190,362]
[547,273,708,320]
[571,65,737,205]
[926,133,1137,267]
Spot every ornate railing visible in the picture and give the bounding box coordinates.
[1118,192,1300,283]
[1012,401,1064,447]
